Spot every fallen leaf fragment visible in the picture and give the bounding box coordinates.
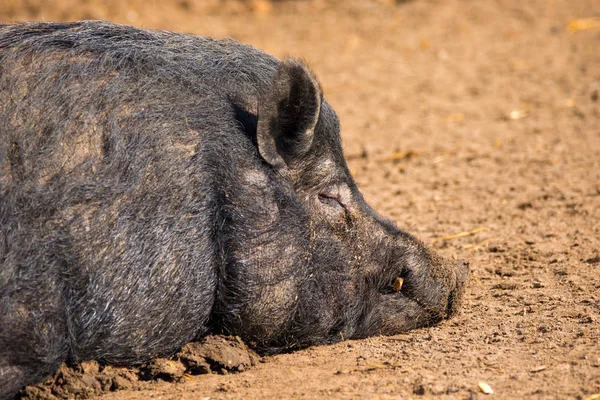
[478,382,494,394]
[365,360,386,369]
[446,112,464,122]
[180,373,194,381]
[251,0,273,15]
[379,150,422,162]
[566,18,600,33]
[560,98,575,108]
[530,365,547,373]
[435,227,487,243]
[583,394,600,400]
[464,238,497,251]
[509,109,528,120]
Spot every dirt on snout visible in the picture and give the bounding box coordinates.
[3,0,600,399]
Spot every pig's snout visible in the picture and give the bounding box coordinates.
[456,259,470,286]
[446,258,470,317]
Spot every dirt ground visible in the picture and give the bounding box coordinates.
[2,0,599,398]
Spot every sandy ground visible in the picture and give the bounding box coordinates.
[2,0,600,398]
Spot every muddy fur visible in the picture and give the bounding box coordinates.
[0,21,468,399]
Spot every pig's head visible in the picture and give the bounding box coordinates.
[255,58,469,340]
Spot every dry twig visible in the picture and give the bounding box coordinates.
[434,227,487,243]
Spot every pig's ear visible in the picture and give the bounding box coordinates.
[257,58,322,169]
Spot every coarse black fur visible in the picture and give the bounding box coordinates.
[0,21,469,399]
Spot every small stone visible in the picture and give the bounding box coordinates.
[478,382,494,394]
[447,386,459,393]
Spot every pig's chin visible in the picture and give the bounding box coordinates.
[378,287,461,335]
[375,295,446,335]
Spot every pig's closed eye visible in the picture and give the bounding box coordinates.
[318,193,345,212]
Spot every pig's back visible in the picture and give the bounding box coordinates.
[0,21,276,364]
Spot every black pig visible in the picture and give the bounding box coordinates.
[0,21,469,398]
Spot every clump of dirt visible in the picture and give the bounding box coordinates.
[19,336,260,399]
[20,362,139,400]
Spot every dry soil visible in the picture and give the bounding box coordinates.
[2,0,599,399]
